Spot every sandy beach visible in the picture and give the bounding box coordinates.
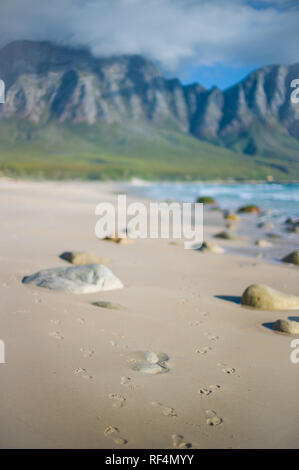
[0,179,298,449]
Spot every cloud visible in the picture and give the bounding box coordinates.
[0,0,298,75]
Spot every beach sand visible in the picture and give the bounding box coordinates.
[0,179,298,449]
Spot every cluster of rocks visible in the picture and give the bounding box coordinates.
[241,284,299,335]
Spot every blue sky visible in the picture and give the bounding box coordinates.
[170,63,256,90]
[0,0,298,90]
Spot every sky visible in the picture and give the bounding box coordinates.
[0,0,298,89]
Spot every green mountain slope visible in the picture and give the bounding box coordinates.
[222,120,299,175]
[0,119,298,180]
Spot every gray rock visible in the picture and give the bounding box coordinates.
[22,264,123,294]
[127,351,169,375]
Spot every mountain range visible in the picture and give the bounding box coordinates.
[0,40,298,180]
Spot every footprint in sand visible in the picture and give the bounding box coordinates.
[77,318,85,325]
[50,319,61,325]
[198,385,221,397]
[109,393,126,408]
[80,347,94,358]
[205,333,219,342]
[189,320,202,327]
[171,434,192,449]
[104,426,128,445]
[127,351,170,375]
[151,401,177,417]
[195,346,212,355]
[74,367,93,380]
[223,367,235,374]
[110,340,129,350]
[49,331,64,340]
[200,311,209,317]
[217,363,236,374]
[121,376,136,390]
[205,409,223,426]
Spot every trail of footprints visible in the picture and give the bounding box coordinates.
[47,301,237,444]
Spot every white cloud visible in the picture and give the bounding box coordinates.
[0,0,298,74]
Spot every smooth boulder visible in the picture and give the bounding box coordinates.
[196,196,216,205]
[257,222,274,230]
[238,204,261,214]
[224,213,240,222]
[92,300,123,310]
[241,284,299,310]
[214,231,236,240]
[255,239,273,248]
[282,250,299,266]
[274,319,299,335]
[22,264,123,294]
[197,241,225,254]
[60,251,109,265]
[104,236,132,245]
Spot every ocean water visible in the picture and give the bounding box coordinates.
[130,182,299,219]
[127,181,299,261]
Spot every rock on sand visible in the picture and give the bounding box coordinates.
[59,251,109,265]
[104,236,132,245]
[282,250,299,266]
[238,205,261,214]
[197,241,225,254]
[214,231,236,240]
[224,213,240,222]
[92,300,123,310]
[255,239,273,248]
[274,319,299,335]
[241,284,299,310]
[22,264,123,294]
